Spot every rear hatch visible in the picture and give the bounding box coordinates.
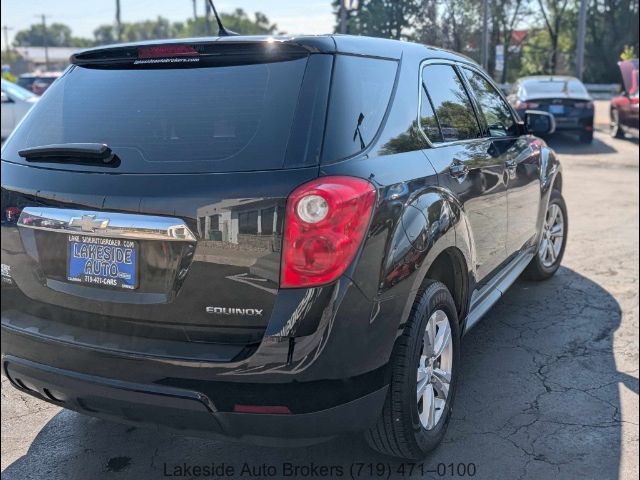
[1,40,332,356]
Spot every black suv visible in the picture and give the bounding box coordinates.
[1,35,566,459]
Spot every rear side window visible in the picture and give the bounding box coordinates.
[462,68,517,137]
[421,64,481,143]
[2,57,331,174]
[322,55,398,163]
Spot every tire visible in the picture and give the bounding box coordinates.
[579,130,593,144]
[365,281,460,459]
[523,189,568,281]
[610,109,625,139]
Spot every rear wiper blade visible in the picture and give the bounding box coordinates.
[18,143,120,167]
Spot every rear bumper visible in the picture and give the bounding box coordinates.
[516,109,593,131]
[1,272,394,442]
[3,354,387,444]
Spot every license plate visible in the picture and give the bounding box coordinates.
[67,235,138,289]
[549,105,565,115]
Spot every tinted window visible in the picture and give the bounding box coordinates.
[422,65,480,142]
[239,211,259,235]
[261,207,275,235]
[322,55,398,163]
[2,58,323,173]
[419,86,443,143]
[522,79,588,97]
[462,68,517,137]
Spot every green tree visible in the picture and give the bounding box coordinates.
[14,22,92,48]
[620,45,637,61]
[584,0,639,82]
[536,0,577,73]
[93,9,280,46]
[334,0,421,40]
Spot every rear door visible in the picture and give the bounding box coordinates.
[459,66,541,255]
[420,62,508,283]
[1,44,332,347]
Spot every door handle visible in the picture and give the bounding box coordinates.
[449,162,469,178]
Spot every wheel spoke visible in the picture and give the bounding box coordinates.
[548,204,559,226]
[419,354,428,371]
[550,224,563,236]
[432,368,450,399]
[538,237,549,259]
[546,240,556,263]
[433,320,451,359]
[419,384,436,429]
[416,375,429,401]
[423,316,436,357]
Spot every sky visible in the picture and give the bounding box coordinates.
[0,0,336,48]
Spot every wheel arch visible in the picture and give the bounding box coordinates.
[381,186,474,331]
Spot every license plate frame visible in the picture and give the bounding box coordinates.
[67,235,138,290]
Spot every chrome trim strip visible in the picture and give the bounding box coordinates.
[17,207,196,242]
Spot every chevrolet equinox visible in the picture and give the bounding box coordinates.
[1,35,566,459]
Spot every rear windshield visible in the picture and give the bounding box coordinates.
[2,57,326,173]
[522,79,588,97]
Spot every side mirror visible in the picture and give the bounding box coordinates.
[0,91,11,103]
[524,110,556,136]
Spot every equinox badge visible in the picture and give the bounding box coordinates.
[206,307,263,316]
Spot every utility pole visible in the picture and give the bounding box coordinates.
[339,0,348,34]
[2,25,13,54]
[192,0,198,22]
[575,0,587,80]
[115,0,122,42]
[36,14,50,71]
[481,0,489,70]
[204,0,212,35]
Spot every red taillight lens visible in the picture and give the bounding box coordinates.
[574,101,594,109]
[137,45,199,59]
[280,176,377,288]
[4,207,22,223]
[516,100,540,109]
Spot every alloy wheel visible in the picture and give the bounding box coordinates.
[417,309,453,430]
[538,202,565,267]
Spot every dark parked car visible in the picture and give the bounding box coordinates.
[509,75,594,143]
[610,59,639,139]
[1,35,565,459]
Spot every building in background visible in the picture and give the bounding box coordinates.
[11,47,76,75]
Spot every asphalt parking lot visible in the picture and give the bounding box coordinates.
[2,124,638,479]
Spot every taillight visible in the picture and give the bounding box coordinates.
[281,176,377,288]
[516,100,540,109]
[137,45,199,59]
[574,101,594,109]
[4,207,22,223]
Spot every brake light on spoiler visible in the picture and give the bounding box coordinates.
[137,45,199,59]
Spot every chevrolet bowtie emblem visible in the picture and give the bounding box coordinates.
[69,214,110,232]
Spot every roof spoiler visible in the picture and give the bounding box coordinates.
[70,41,313,68]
